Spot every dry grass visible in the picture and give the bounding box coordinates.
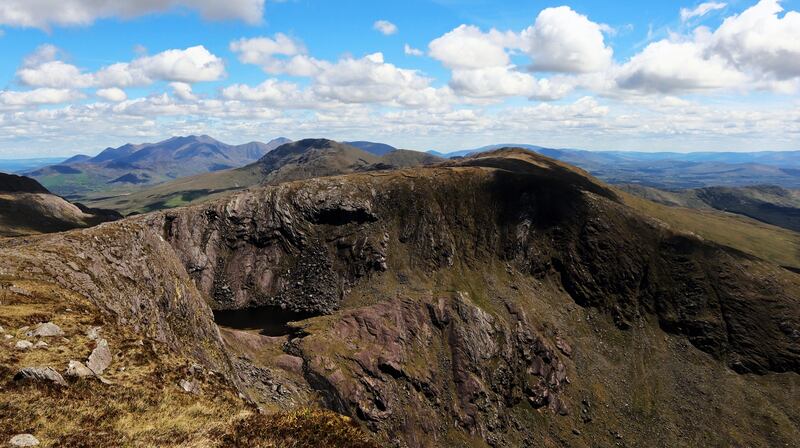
[0,277,244,447]
[0,277,374,447]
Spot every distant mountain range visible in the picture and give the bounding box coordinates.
[20,135,800,202]
[433,144,800,166]
[26,135,291,197]
[85,139,443,215]
[431,144,800,189]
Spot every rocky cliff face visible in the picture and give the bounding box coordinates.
[287,293,569,446]
[122,148,799,446]
[152,150,799,374]
[0,221,231,374]
[3,149,799,447]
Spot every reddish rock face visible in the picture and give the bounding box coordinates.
[286,293,568,446]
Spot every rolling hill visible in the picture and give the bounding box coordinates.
[345,141,398,156]
[620,184,800,233]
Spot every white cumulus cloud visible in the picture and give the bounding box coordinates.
[404,44,423,56]
[129,45,225,83]
[169,82,197,101]
[18,60,95,88]
[373,20,398,35]
[18,45,225,88]
[710,0,800,80]
[520,6,613,73]
[96,87,127,102]
[230,34,305,65]
[617,0,800,93]
[428,25,514,69]
[0,88,83,108]
[230,35,318,76]
[450,67,573,100]
[221,79,304,105]
[312,52,437,105]
[616,37,747,93]
[231,37,452,108]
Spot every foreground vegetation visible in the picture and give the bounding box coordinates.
[0,276,375,447]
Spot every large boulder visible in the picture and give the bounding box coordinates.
[65,360,95,378]
[9,434,39,447]
[87,339,112,374]
[15,340,33,350]
[29,322,63,338]
[14,367,67,387]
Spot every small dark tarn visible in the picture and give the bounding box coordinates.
[213,305,315,337]
[310,207,377,226]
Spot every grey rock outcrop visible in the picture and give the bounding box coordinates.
[29,322,63,338]
[9,434,39,447]
[15,340,33,350]
[289,293,568,445]
[14,367,67,387]
[0,220,234,378]
[86,326,101,340]
[179,378,200,394]
[65,360,94,378]
[87,339,111,374]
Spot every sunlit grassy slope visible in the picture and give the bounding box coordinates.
[620,190,800,270]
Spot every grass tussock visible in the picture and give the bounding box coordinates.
[221,409,379,448]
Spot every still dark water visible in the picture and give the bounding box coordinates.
[213,305,314,337]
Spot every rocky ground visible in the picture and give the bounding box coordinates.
[1,148,798,447]
[0,225,375,447]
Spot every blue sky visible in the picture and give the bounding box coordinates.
[0,0,799,157]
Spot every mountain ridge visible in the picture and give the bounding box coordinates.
[84,139,443,215]
[27,135,292,197]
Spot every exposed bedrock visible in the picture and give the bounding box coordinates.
[0,221,232,373]
[286,293,569,447]
[149,154,799,376]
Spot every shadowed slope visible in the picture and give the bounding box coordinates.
[0,173,121,236]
